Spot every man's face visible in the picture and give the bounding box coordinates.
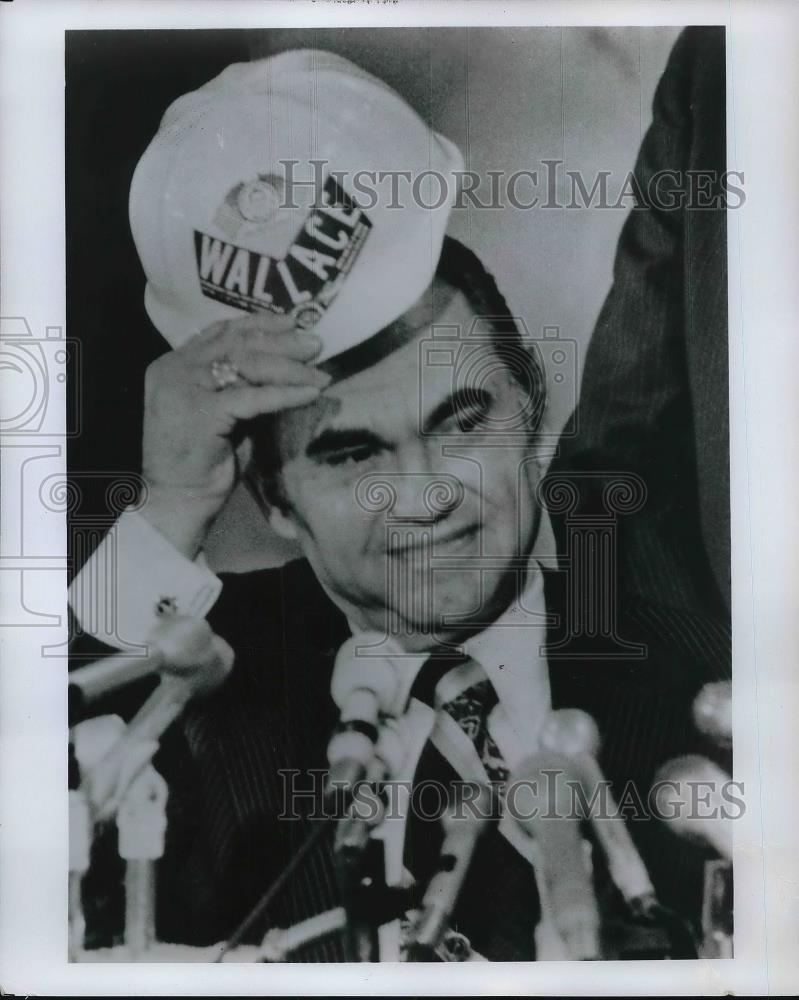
[268,285,544,650]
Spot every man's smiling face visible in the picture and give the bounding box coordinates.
[266,283,544,650]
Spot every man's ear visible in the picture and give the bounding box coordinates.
[240,458,299,542]
[529,428,551,472]
[234,436,253,470]
[267,504,299,541]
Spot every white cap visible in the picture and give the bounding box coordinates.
[129,49,464,361]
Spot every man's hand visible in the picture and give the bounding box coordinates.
[140,313,329,558]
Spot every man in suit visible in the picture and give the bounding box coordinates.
[70,44,728,960]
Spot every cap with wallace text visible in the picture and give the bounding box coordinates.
[129,49,464,362]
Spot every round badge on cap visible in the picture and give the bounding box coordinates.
[236,176,281,223]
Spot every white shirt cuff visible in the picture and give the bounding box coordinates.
[68,508,223,650]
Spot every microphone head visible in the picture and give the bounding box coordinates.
[196,635,235,695]
[692,681,732,745]
[331,633,404,713]
[653,754,731,795]
[651,755,732,859]
[149,617,234,696]
[149,616,215,668]
[540,708,601,758]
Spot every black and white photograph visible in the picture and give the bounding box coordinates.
[1,1,797,994]
[63,21,733,964]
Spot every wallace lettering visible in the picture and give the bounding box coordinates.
[194,175,371,317]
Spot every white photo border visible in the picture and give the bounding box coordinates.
[1,0,797,995]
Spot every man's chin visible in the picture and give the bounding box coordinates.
[382,590,514,649]
[335,567,525,647]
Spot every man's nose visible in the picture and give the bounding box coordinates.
[394,473,463,523]
[400,440,466,522]
[355,469,465,525]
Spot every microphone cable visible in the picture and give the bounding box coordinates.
[214,814,335,962]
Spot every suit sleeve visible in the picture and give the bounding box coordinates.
[548,28,721,614]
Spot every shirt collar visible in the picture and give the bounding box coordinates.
[464,561,551,753]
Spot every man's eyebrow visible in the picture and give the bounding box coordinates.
[305,427,389,460]
[423,387,493,433]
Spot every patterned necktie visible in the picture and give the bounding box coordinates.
[440,676,508,783]
[405,658,541,960]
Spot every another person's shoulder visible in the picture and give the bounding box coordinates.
[658,26,725,118]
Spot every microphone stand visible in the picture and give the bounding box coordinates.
[335,833,385,962]
[331,756,403,961]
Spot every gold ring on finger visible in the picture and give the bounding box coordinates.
[209,357,244,391]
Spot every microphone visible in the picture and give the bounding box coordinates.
[68,616,230,724]
[82,618,233,820]
[510,752,601,960]
[410,783,498,953]
[327,637,468,795]
[651,755,733,860]
[326,634,405,797]
[692,681,732,747]
[539,709,656,910]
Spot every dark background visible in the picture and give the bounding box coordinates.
[67,30,250,555]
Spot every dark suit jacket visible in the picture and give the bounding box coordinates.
[549,26,730,617]
[76,557,730,960]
